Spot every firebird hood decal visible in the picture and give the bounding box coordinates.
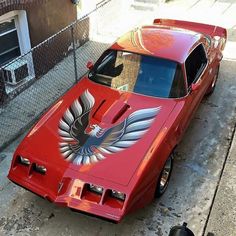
[59,90,161,165]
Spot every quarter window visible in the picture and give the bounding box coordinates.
[169,64,186,98]
[185,44,207,87]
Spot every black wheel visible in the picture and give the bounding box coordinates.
[206,65,220,96]
[155,153,173,198]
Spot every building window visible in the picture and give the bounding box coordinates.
[0,18,21,66]
[0,11,35,91]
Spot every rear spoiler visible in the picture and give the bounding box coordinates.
[153,19,227,40]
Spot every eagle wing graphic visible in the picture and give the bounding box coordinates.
[59,90,95,162]
[97,107,161,154]
[72,106,161,165]
[58,89,161,166]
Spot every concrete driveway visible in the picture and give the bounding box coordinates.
[0,0,236,235]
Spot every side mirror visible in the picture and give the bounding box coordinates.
[191,81,201,91]
[86,61,94,70]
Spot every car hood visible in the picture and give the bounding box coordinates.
[16,77,177,186]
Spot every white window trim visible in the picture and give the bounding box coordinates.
[0,10,32,55]
[0,11,35,92]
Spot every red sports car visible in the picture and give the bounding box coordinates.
[8,19,226,222]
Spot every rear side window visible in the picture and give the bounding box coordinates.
[185,44,207,87]
[168,64,186,98]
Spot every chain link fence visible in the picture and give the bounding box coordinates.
[0,0,159,150]
[0,0,122,150]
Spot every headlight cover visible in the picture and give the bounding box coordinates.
[18,156,30,166]
[88,184,104,195]
[33,163,47,174]
[110,190,126,201]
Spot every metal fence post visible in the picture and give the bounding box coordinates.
[71,24,79,83]
[0,69,6,106]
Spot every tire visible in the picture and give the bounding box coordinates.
[155,153,173,198]
[206,65,220,96]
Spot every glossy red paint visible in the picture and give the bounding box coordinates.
[111,25,200,63]
[8,19,227,222]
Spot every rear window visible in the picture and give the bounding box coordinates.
[89,50,186,98]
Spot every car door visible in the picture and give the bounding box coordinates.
[180,43,209,133]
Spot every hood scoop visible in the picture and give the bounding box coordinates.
[92,99,106,122]
[112,104,130,124]
[92,99,130,124]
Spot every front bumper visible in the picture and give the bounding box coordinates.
[8,171,126,223]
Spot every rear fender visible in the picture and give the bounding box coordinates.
[154,19,227,50]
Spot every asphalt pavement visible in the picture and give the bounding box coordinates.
[0,0,236,235]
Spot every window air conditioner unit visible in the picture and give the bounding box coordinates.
[3,59,29,85]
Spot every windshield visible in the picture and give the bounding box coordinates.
[88,50,186,98]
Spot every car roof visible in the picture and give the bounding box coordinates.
[111,25,203,63]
